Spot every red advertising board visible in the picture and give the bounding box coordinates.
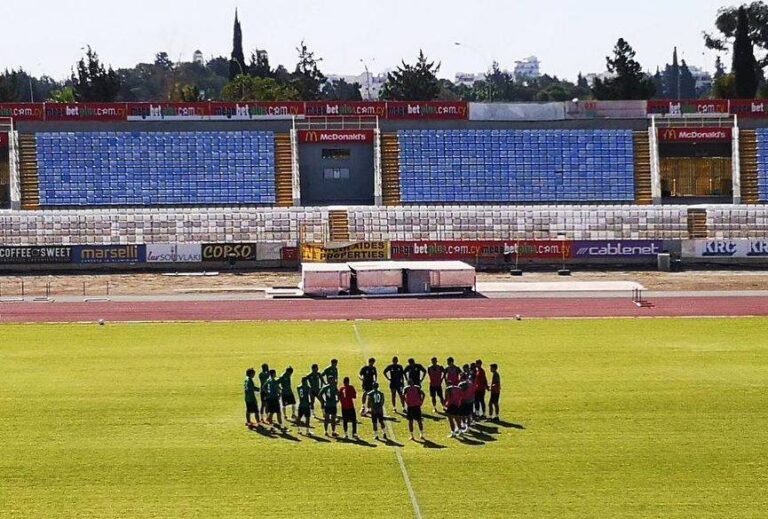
[0,103,45,121]
[729,99,768,118]
[657,127,732,143]
[647,99,729,116]
[390,240,571,260]
[126,102,210,120]
[208,102,256,119]
[298,129,375,144]
[252,102,305,118]
[0,132,8,147]
[45,103,127,121]
[305,101,386,118]
[386,101,468,120]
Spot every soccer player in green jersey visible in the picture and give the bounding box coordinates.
[258,363,270,422]
[319,376,340,437]
[366,383,388,441]
[306,364,324,418]
[244,368,260,427]
[296,377,312,435]
[262,369,285,431]
[278,367,296,420]
[322,359,339,385]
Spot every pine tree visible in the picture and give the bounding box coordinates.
[591,38,655,100]
[714,56,725,81]
[733,6,758,98]
[229,10,247,80]
[380,50,441,101]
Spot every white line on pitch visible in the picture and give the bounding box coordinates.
[352,321,423,519]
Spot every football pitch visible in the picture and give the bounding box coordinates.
[1,318,767,518]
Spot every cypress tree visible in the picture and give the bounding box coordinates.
[229,10,247,80]
[733,6,758,98]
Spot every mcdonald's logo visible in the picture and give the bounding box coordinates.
[658,127,731,142]
[298,130,374,144]
[304,131,320,143]
[662,128,678,140]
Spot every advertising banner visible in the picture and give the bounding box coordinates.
[657,127,732,143]
[647,100,729,116]
[146,244,202,263]
[386,101,468,120]
[256,243,283,261]
[305,101,386,118]
[729,100,768,118]
[0,103,45,121]
[44,103,126,121]
[390,241,571,261]
[0,246,73,264]
[281,247,299,262]
[301,242,390,263]
[573,240,663,258]
[470,102,565,121]
[565,100,647,119]
[251,102,305,118]
[126,103,210,121]
[682,239,768,258]
[201,243,257,262]
[0,132,7,147]
[73,245,145,264]
[208,102,257,120]
[298,130,374,145]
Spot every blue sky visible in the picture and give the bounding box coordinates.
[0,0,739,81]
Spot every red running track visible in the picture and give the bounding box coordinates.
[1,296,768,323]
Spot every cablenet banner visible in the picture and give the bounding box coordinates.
[682,239,768,258]
[298,130,374,144]
[657,127,732,143]
[390,241,571,261]
[45,103,126,121]
[386,101,468,120]
[305,101,386,118]
[302,242,390,263]
[647,100,729,116]
[0,103,45,121]
[573,240,663,258]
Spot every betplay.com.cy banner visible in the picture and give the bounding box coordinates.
[301,242,390,263]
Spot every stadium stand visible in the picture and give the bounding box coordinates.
[707,206,768,238]
[35,131,276,206]
[398,130,635,204]
[754,129,768,203]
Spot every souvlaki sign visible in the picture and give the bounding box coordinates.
[146,244,203,263]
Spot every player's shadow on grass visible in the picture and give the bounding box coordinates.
[303,433,331,444]
[494,420,525,430]
[379,437,405,448]
[471,423,500,435]
[420,438,447,450]
[338,437,377,448]
[465,429,496,443]
[421,413,443,422]
[455,436,485,446]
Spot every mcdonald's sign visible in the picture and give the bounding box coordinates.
[298,130,375,144]
[658,127,732,143]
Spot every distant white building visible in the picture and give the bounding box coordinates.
[688,66,713,94]
[514,56,541,80]
[326,71,388,100]
[454,72,486,86]
[193,50,204,65]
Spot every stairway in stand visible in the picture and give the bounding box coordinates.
[633,132,652,205]
[687,208,708,239]
[328,210,350,242]
[274,134,293,207]
[381,133,401,206]
[739,130,759,204]
[18,134,40,210]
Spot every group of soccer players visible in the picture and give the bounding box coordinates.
[243,356,502,441]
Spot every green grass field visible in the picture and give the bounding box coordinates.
[1,318,767,518]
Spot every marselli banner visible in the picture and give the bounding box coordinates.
[146,244,202,263]
[683,239,768,258]
[657,127,732,143]
[573,241,663,258]
[201,243,257,262]
[298,130,375,144]
[0,246,73,264]
[74,245,145,264]
[302,242,390,263]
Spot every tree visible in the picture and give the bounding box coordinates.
[48,87,76,103]
[591,38,655,100]
[577,72,589,89]
[221,75,300,102]
[380,50,441,101]
[733,6,759,98]
[651,68,665,99]
[292,41,326,100]
[321,79,362,100]
[714,56,726,81]
[154,52,174,72]
[169,83,202,102]
[713,73,737,98]
[249,50,272,78]
[0,70,21,102]
[229,10,247,80]
[705,1,768,67]
[71,46,121,102]
[662,47,681,99]
[679,60,697,98]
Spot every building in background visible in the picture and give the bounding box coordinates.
[193,50,204,65]
[688,66,713,97]
[514,56,541,81]
[326,71,387,100]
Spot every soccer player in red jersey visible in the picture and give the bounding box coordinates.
[459,374,475,432]
[474,359,489,419]
[444,381,464,438]
[427,357,445,413]
[339,377,359,440]
[444,357,461,387]
[404,382,426,441]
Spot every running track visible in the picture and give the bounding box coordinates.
[1,296,768,323]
